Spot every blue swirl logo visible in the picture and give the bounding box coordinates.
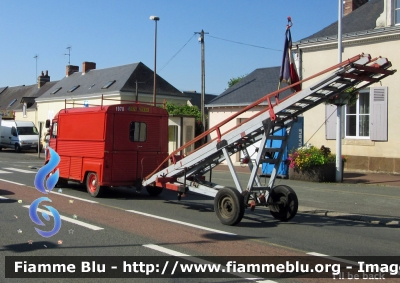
[29,147,62,238]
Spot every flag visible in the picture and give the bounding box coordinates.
[279,26,301,92]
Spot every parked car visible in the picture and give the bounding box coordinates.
[0,120,41,152]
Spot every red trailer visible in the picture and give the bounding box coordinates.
[45,102,169,197]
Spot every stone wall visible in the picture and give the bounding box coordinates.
[345,156,400,174]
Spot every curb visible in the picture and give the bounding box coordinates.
[298,206,400,227]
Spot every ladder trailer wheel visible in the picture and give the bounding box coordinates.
[86,172,105,198]
[268,185,298,222]
[214,187,245,226]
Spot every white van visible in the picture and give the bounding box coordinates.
[0,120,40,152]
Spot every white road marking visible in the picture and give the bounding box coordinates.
[3,167,36,173]
[0,196,9,199]
[49,191,98,203]
[23,205,104,230]
[307,252,358,266]
[0,178,25,186]
[0,170,12,174]
[126,209,236,235]
[143,244,274,283]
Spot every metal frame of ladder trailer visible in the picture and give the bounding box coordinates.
[142,53,396,226]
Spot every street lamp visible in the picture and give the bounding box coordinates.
[150,15,160,106]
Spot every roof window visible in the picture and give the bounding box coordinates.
[51,87,62,94]
[89,84,95,89]
[67,85,80,93]
[7,98,17,108]
[102,80,116,89]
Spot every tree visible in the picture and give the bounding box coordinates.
[165,102,202,121]
[227,74,247,88]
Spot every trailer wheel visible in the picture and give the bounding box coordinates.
[214,187,245,226]
[268,185,298,222]
[146,185,163,196]
[86,172,104,198]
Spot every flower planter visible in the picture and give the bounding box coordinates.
[289,163,336,182]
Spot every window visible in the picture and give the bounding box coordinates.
[17,126,38,135]
[326,87,388,141]
[52,122,58,138]
[7,98,17,108]
[396,0,400,25]
[345,91,369,138]
[67,85,80,93]
[51,87,62,94]
[129,122,147,142]
[102,80,116,89]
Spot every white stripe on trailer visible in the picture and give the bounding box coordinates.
[127,209,236,235]
[23,205,104,230]
[3,167,36,173]
[143,244,274,282]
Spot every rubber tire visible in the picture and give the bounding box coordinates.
[56,178,69,188]
[268,185,298,222]
[15,144,21,153]
[146,185,163,196]
[86,172,104,198]
[214,187,245,226]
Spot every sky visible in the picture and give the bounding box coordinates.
[0,0,340,95]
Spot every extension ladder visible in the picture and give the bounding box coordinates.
[142,54,396,226]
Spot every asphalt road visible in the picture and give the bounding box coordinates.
[1,150,399,282]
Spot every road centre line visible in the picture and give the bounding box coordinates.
[23,205,103,230]
[143,244,274,283]
[0,178,25,186]
[307,252,358,266]
[3,167,36,173]
[126,209,236,236]
[49,191,98,203]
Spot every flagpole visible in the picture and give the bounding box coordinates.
[336,0,343,182]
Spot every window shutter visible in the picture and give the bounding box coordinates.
[326,104,337,139]
[370,87,388,141]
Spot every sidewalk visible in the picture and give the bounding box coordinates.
[214,164,400,187]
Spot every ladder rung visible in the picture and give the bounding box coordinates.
[297,99,314,104]
[322,86,339,92]
[308,93,326,98]
[286,105,304,110]
[266,136,286,140]
[263,148,282,153]
[260,158,278,164]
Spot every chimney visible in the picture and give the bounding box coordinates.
[38,70,50,88]
[344,0,368,16]
[66,65,79,77]
[82,62,96,74]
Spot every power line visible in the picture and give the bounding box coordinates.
[207,35,282,52]
[159,34,196,72]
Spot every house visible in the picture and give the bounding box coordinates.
[293,0,400,173]
[206,66,294,164]
[34,61,195,155]
[183,91,217,116]
[0,72,57,125]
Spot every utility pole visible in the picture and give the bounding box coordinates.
[336,0,343,182]
[34,55,38,83]
[195,29,209,136]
